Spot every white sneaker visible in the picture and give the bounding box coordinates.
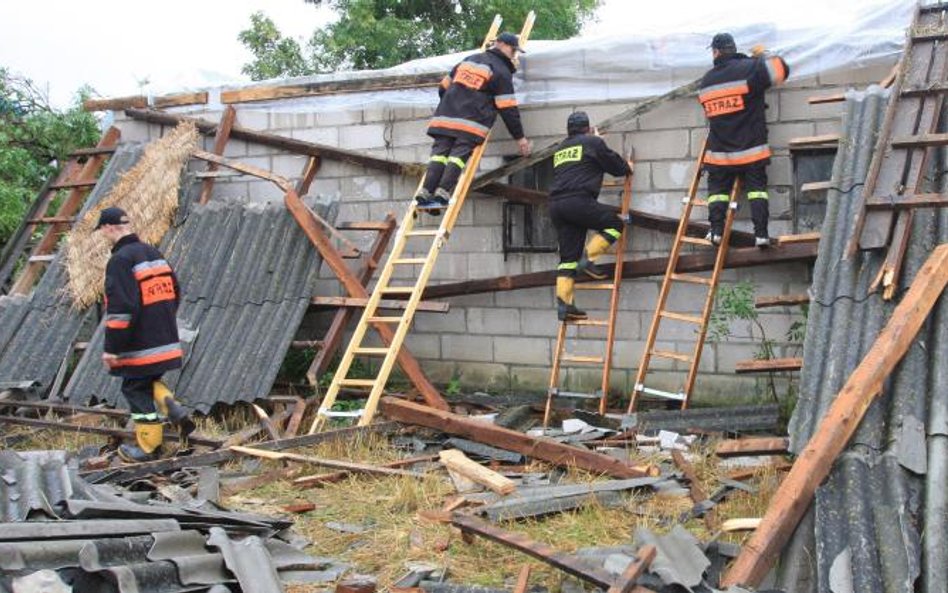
[704,231,722,246]
[755,236,771,248]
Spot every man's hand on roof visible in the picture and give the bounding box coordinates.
[751,44,766,57]
[518,137,532,157]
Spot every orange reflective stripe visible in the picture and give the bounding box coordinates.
[113,348,183,367]
[133,265,172,280]
[703,146,772,166]
[698,83,749,103]
[769,57,787,84]
[429,119,488,138]
[106,320,130,329]
[494,98,518,109]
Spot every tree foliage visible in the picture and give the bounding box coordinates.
[0,69,99,248]
[240,0,601,79]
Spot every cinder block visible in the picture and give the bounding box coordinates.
[613,312,642,341]
[467,307,521,335]
[234,109,269,130]
[271,154,310,179]
[222,139,250,158]
[403,333,441,360]
[341,175,391,202]
[472,197,503,225]
[316,110,362,126]
[509,366,551,392]
[636,99,705,131]
[339,123,387,151]
[689,128,708,159]
[444,293,495,307]
[310,177,341,199]
[270,112,311,130]
[413,307,466,334]
[520,106,575,137]
[391,119,431,147]
[520,308,558,337]
[523,252,559,273]
[815,119,841,137]
[767,122,816,152]
[495,286,551,309]
[625,129,690,161]
[441,334,494,362]
[429,252,469,282]
[779,88,844,122]
[767,155,792,186]
[493,336,550,365]
[714,342,761,374]
[454,363,512,391]
[118,121,152,143]
[651,160,697,191]
[335,200,369,224]
[290,126,340,146]
[449,226,502,252]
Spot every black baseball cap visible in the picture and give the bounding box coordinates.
[710,32,736,52]
[95,206,130,229]
[496,32,525,53]
[567,111,591,134]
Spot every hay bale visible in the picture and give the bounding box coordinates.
[65,122,198,309]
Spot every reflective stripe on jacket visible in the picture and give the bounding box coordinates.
[699,52,790,167]
[428,48,525,143]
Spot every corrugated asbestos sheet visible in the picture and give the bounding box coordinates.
[778,87,948,593]
[64,199,332,412]
[0,145,144,391]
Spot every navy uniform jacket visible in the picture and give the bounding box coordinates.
[103,234,182,378]
[698,52,790,168]
[550,134,631,201]
[428,47,525,144]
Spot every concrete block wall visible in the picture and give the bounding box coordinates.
[110,58,894,404]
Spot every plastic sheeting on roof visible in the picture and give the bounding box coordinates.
[180,0,913,114]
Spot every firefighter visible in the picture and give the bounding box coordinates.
[415,31,532,213]
[96,207,195,463]
[549,112,632,321]
[699,33,790,247]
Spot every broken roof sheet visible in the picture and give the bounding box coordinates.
[778,86,946,593]
[64,199,332,413]
[0,145,144,392]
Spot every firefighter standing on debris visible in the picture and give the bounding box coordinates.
[415,31,532,212]
[549,112,632,321]
[699,33,790,247]
[97,207,195,463]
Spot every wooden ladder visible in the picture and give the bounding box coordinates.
[0,128,121,294]
[543,172,633,426]
[309,12,535,432]
[629,144,740,411]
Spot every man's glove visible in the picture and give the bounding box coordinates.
[751,44,766,57]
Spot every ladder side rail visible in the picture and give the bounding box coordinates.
[599,172,633,414]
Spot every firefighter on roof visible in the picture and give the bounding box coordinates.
[415,31,532,212]
[549,112,632,321]
[97,207,195,463]
[699,33,790,247]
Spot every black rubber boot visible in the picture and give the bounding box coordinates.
[557,298,587,321]
[578,256,609,280]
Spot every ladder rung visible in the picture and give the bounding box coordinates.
[353,348,390,355]
[575,283,614,290]
[634,384,686,401]
[367,316,403,323]
[28,255,56,263]
[651,349,692,363]
[392,258,427,265]
[567,318,609,327]
[406,230,440,237]
[381,287,415,294]
[561,354,605,364]
[671,273,712,286]
[339,379,377,388]
[320,409,365,418]
[548,389,600,400]
[660,310,704,324]
[681,236,712,246]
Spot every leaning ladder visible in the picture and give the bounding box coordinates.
[629,144,740,411]
[543,170,633,427]
[310,12,536,432]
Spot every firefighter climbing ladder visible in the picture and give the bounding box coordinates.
[309,12,535,433]
[629,144,740,411]
[543,171,633,427]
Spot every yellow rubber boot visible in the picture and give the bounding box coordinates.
[556,276,586,321]
[118,422,163,463]
[579,233,615,280]
[153,380,195,440]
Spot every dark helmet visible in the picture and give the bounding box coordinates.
[709,32,736,53]
[567,111,591,136]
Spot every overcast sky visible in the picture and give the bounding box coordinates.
[0,0,902,108]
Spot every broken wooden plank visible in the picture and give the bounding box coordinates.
[84,95,148,111]
[152,91,209,109]
[198,106,237,205]
[420,242,819,300]
[439,449,517,495]
[799,180,834,193]
[380,397,655,479]
[284,397,308,439]
[607,546,657,593]
[715,437,789,457]
[221,409,293,449]
[230,444,427,479]
[721,518,762,532]
[513,565,532,593]
[787,134,840,149]
[734,357,803,374]
[293,453,439,488]
[671,450,713,529]
[252,403,283,440]
[864,192,948,210]
[775,232,821,244]
[890,132,948,148]
[310,295,450,313]
[452,514,617,589]
[754,294,810,308]
[723,244,948,588]
[221,72,444,104]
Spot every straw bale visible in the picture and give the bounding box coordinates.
[64,122,198,309]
